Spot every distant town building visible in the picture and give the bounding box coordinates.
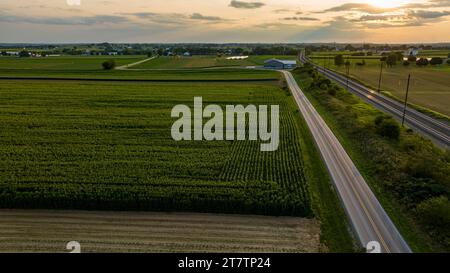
[264,59,297,69]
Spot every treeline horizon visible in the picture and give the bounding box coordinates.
[1,42,450,46]
[2,42,450,58]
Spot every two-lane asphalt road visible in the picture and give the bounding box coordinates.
[282,70,412,253]
[300,53,450,149]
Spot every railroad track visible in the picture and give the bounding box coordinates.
[300,53,450,149]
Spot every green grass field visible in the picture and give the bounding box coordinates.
[310,57,450,117]
[416,50,450,57]
[0,79,314,216]
[134,55,297,69]
[310,52,380,60]
[0,55,146,70]
[0,55,284,81]
[310,50,450,58]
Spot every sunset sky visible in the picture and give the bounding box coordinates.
[0,0,449,43]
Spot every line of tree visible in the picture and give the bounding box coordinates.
[251,46,299,55]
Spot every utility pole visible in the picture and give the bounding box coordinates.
[323,56,326,72]
[402,74,411,127]
[377,61,384,93]
[345,58,350,90]
[346,66,350,90]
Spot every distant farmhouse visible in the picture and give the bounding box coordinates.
[264,59,297,69]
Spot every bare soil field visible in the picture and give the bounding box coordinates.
[0,210,321,253]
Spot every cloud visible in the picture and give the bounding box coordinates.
[273,9,304,15]
[122,12,190,26]
[314,1,450,29]
[316,3,396,14]
[350,14,421,27]
[253,22,297,29]
[283,16,320,21]
[318,1,450,15]
[430,0,450,6]
[408,10,450,19]
[352,14,405,22]
[0,12,129,25]
[189,13,227,21]
[403,0,450,8]
[296,16,368,42]
[125,12,158,19]
[229,0,265,9]
[123,12,229,25]
[1,0,449,43]
[273,9,293,13]
[349,9,450,28]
